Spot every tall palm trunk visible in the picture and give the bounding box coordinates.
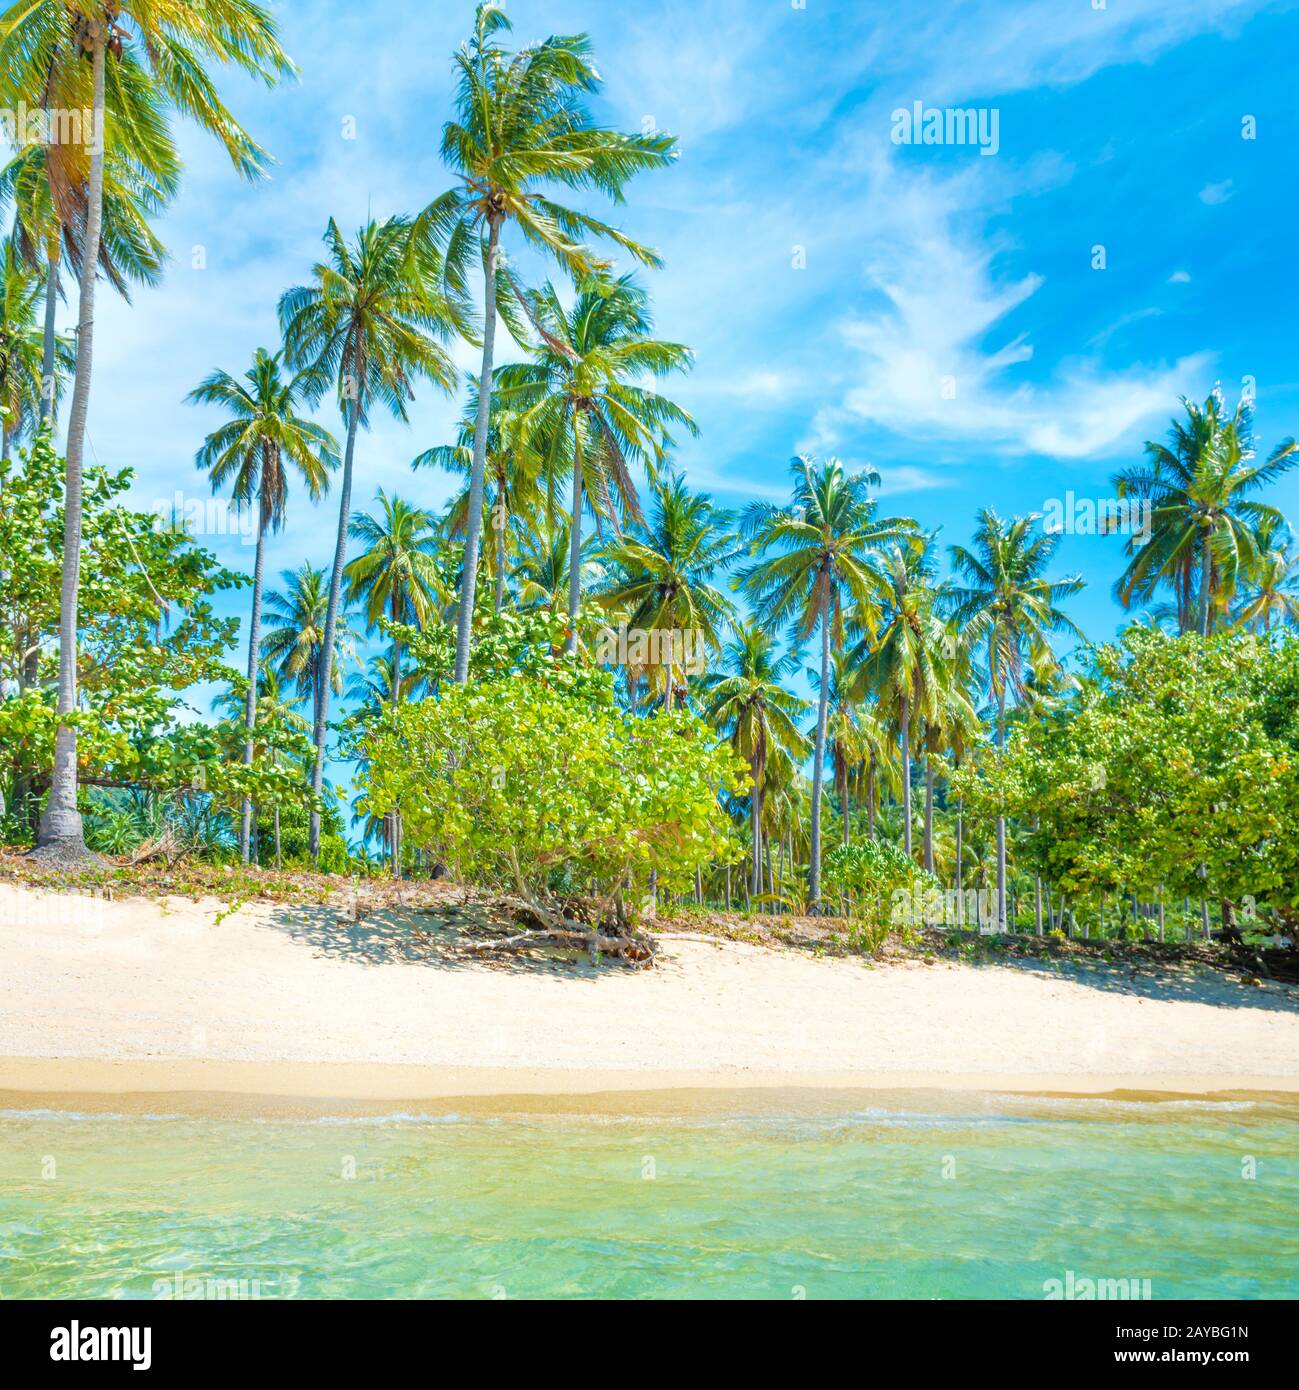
[493,484,506,614]
[750,749,763,896]
[899,691,911,859]
[36,28,106,862]
[453,217,501,684]
[239,491,269,863]
[808,608,831,906]
[309,387,360,861]
[39,238,59,427]
[923,753,935,875]
[838,753,850,846]
[389,591,402,877]
[566,429,583,653]
[866,755,877,838]
[1199,530,1213,637]
[995,686,1008,932]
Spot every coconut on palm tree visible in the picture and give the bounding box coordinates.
[1112,390,1297,636]
[1,0,297,864]
[279,215,457,860]
[417,2,678,683]
[946,509,1084,931]
[742,457,916,906]
[188,347,338,862]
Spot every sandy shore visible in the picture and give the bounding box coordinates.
[2,882,1297,1104]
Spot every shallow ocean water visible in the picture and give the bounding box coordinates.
[1,1093,1296,1299]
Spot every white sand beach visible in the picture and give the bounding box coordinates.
[1,882,1297,1102]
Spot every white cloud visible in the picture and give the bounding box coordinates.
[810,155,1213,461]
[1168,269,1192,283]
[1199,179,1235,205]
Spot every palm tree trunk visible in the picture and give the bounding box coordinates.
[390,593,402,878]
[566,432,583,653]
[494,484,507,614]
[1199,532,1213,637]
[239,502,268,863]
[750,752,762,897]
[454,218,502,683]
[808,608,831,907]
[923,754,934,875]
[39,239,60,427]
[900,692,911,859]
[995,686,1008,932]
[309,390,361,861]
[35,28,106,862]
[867,756,877,838]
[838,757,850,845]
[955,798,964,924]
[274,804,282,870]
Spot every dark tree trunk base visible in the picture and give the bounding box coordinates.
[27,838,103,870]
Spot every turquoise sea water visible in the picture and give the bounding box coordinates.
[1,1093,1296,1299]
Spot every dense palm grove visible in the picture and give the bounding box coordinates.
[1,4,1297,951]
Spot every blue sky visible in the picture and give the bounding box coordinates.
[51,0,1299,749]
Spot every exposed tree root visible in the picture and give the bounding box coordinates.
[462,893,656,967]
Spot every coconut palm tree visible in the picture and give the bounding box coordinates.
[212,663,310,868]
[1233,516,1299,633]
[0,60,173,426]
[1112,390,1298,636]
[417,2,677,683]
[511,515,599,620]
[808,650,863,848]
[851,541,945,864]
[741,457,916,905]
[188,347,339,862]
[701,622,811,898]
[2,0,297,863]
[0,235,71,455]
[345,490,447,709]
[946,510,1084,931]
[495,277,696,650]
[413,387,544,614]
[279,216,457,860]
[261,564,359,728]
[597,473,737,708]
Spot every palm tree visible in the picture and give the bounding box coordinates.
[344,490,446,708]
[279,216,457,861]
[1113,390,1298,636]
[0,57,172,427]
[212,663,310,868]
[496,277,696,649]
[946,510,1084,931]
[597,473,736,708]
[418,2,677,683]
[261,564,359,728]
[3,0,297,863]
[808,650,861,847]
[701,622,810,898]
[1234,517,1299,632]
[188,347,339,862]
[0,235,71,455]
[742,457,916,905]
[852,542,945,864]
[413,388,544,614]
[512,515,599,619]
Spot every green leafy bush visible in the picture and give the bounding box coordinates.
[357,674,743,916]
